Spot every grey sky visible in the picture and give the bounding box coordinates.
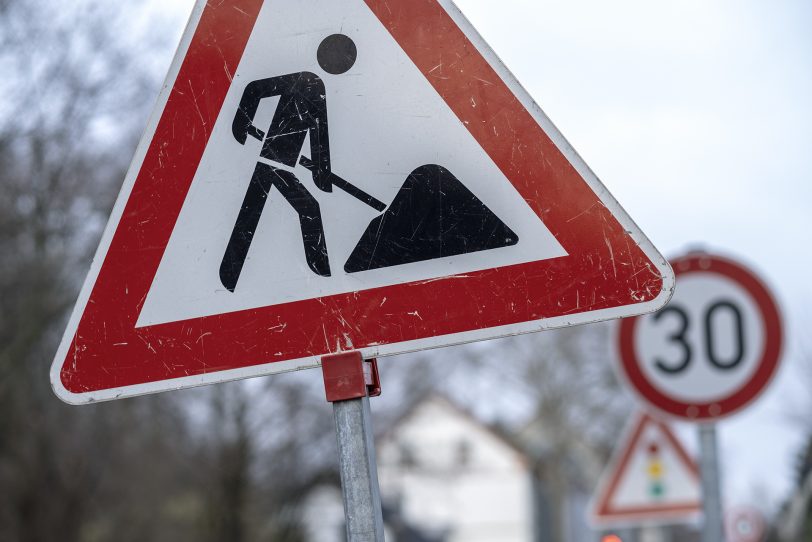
[449,0,812,510]
[152,0,811,512]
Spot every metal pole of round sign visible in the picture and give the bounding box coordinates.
[617,251,783,421]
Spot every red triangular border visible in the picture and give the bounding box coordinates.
[56,0,669,398]
[592,412,702,523]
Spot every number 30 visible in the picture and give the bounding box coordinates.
[654,300,746,375]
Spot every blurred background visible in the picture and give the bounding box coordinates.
[0,0,809,541]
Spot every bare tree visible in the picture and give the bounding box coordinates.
[0,2,199,541]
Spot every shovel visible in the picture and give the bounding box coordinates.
[299,156,386,212]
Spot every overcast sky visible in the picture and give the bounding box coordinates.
[152,0,812,513]
[449,0,812,511]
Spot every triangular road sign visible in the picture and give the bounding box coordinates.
[590,412,702,527]
[51,0,673,403]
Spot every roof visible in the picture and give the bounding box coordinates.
[377,391,533,467]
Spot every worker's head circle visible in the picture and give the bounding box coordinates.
[317,34,357,75]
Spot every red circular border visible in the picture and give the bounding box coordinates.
[618,253,783,421]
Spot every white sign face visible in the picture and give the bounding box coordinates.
[617,253,783,420]
[635,273,764,403]
[137,0,567,327]
[590,413,701,527]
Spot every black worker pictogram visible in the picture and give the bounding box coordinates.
[220,34,518,292]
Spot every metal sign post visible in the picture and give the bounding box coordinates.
[322,352,384,542]
[699,423,723,542]
[616,252,784,539]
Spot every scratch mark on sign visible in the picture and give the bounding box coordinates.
[188,80,208,136]
[417,275,472,285]
[604,235,618,279]
[567,202,599,223]
[322,324,330,351]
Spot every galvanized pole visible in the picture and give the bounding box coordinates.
[699,423,724,542]
[333,395,385,541]
[322,352,385,542]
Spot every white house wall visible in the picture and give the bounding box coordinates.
[301,485,346,542]
[377,397,535,542]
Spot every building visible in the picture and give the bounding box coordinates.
[376,395,536,541]
[301,394,600,542]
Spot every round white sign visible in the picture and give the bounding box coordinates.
[617,252,782,420]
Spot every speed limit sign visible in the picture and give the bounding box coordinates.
[617,252,783,420]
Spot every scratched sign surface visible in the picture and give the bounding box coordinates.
[51,0,674,403]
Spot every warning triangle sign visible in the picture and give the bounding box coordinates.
[51,0,673,403]
[590,413,702,527]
